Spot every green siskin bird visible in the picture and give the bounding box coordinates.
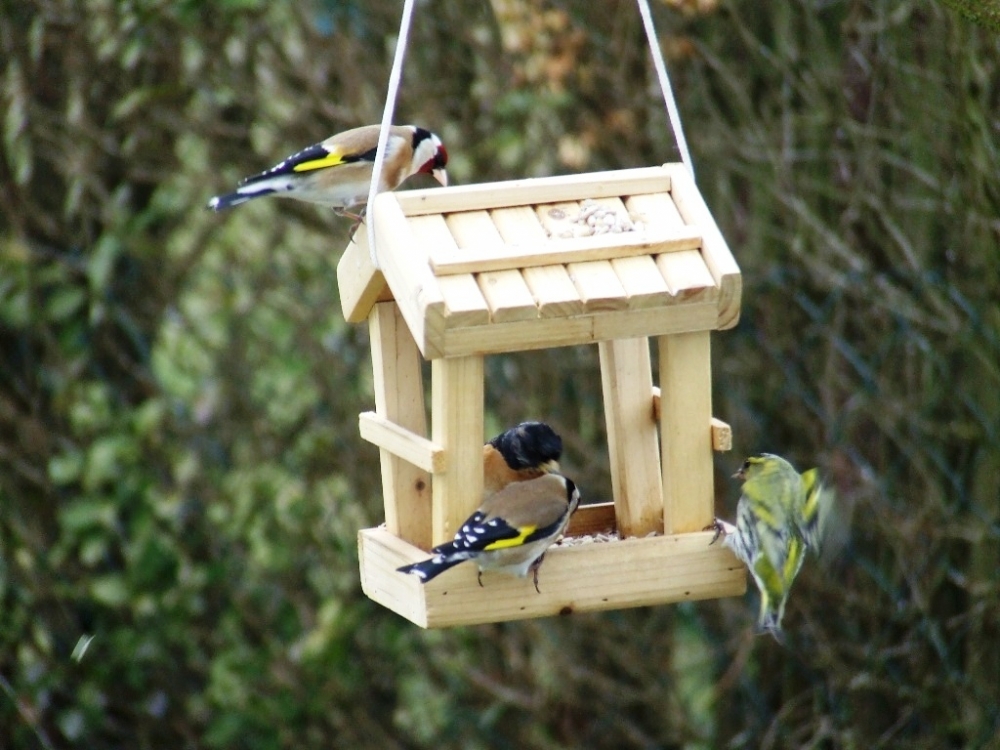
[710,453,831,640]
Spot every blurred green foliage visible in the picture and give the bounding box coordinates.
[938,0,1000,30]
[1,0,998,748]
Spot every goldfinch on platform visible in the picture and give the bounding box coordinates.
[207,124,448,214]
[710,453,831,639]
[483,421,563,499]
[397,472,580,592]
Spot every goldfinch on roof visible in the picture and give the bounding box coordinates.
[208,124,448,215]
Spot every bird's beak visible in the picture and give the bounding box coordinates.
[432,168,448,187]
[732,467,746,481]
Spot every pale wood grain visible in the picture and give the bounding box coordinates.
[369,303,433,549]
[431,356,484,545]
[359,411,446,474]
[438,274,493,327]
[371,193,445,357]
[444,211,537,322]
[591,197,674,310]
[476,270,539,323]
[566,502,618,536]
[429,225,702,276]
[408,214,490,327]
[492,206,585,318]
[612,255,675,310]
[663,164,742,330]
[566,259,629,312]
[394,166,674,216]
[624,192,685,233]
[518,263,587,319]
[652,387,733,453]
[438,303,720,358]
[710,417,733,452]
[599,338,664,537]
[659,331,715,534]
[589,304,717,342]
[337,231,392,323]
[655,250,719,304]
[358,526,746,628]
[358,527,432,627]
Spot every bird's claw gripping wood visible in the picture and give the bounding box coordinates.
[339,207,366,224]
[529,553,546,594]
[344,209,366,241]
[477,555,545,593]
[706,518,725,545]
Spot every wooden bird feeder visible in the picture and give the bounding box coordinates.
[338,163,746,628]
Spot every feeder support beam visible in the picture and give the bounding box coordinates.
[658,331,715,534]
[370,302,433,550]
[431,356,484,546]
[599,338,664,537]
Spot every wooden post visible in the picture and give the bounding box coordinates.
[370,302,433,549]
[599,338,663,537]
[431,356,484,546]
[658,331,714,534]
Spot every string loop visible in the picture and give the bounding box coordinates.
[366,0,417,268]
[366,0,693,268]
[637,0,694,177]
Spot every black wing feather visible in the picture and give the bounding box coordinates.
[441,511,520,554]
[239,142,379,187]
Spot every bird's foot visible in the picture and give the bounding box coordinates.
[336,207,366,240]
[346,218,364,240]
[705,518,736,545]
[529,554,545,594]
[337,206,366,222]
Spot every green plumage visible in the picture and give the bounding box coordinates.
[713,453,832,639]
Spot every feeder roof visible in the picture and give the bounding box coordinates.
[338,163,741,359]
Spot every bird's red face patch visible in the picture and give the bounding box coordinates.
[421,144,448,175]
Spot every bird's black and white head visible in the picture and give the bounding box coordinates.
[489,421,563,473]
[410,126,448,187]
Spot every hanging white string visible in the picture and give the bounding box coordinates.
[366,0,417,268]
[366,0,688,266]
[636,0,695,178]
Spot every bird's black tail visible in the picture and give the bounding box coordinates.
[397,546,472,584]
[207,189,270,211]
